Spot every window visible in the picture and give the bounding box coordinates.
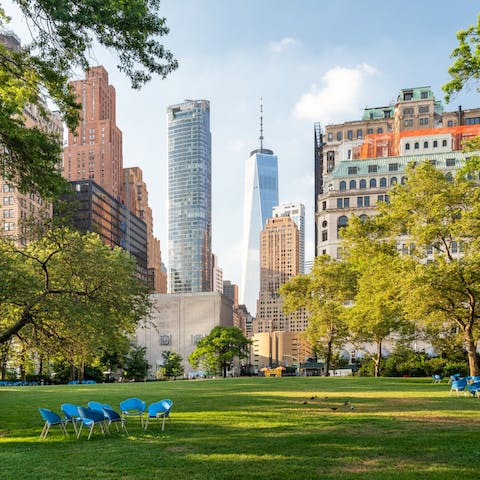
[430,159,437,166]
[421,91,428,99]
[359,214,368,223]
[401,176,407,185]
[368,165,377,173]
[403,107,414,115]
[367,128,374,134]
[359,179,366,189]
[442,139,448,147]
[405,142,410,150]
[419,105,430,113]
[348,166,358,175]
[3,209,13,218]
[380,177,387,187]
[389,163,398,171]
[336,131,342,141]
[446,158,456,167]
[337,216,348,236]
[357,196,370,207]
[390,177,398,185]
[414,142,419,149]
[322,220,328,228]
[377,127,383,134]
[349,180,356,190]
[3,184,12,193]
[3,222,14,231]
[404,119,413,127]
[322,201,327,211]
[465,117,480,125]
[452,241,458,253]
[404,91,413,100]
[447,120,454,127]
[420,117,429,125]
[384,110,391,118]
[433,140,438,148]
[339,181,346,191]
[3,196,13,206]
[337,198,350,209]
[377,194,390,204]
[322,230,328,242]
[370,178,377,188]
[327,132,333,141]
[357,129,363,138]
[424,141,428,148]
[347,130,353,140]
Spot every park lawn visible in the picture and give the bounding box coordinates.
[0,376,479,480]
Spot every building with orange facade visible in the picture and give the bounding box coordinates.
[63,66,123,199]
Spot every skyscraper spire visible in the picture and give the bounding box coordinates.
[260,97,264,150]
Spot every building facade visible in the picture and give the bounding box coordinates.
[255,216,308,333]
[240,148,279,314]
[315,86,480,258]
[136,293,234,377]
[122,167,167,293]
[167,100,212,293]
[0,32,63,245]
[273,202,305,274]
[57,179,148,282]
[63,66,123,199]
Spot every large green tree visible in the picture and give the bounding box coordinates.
[161,350,184,379]
[0,1,177,197]
[0,226,151,376]
[356,161,480,376]
[280,255,356,375]
[189,327,251,378]
[443,13,480,102]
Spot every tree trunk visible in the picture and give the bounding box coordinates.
[324,336,333,377]
[374,338,382,377]
[465,328,479,376]
[222,362,227,378]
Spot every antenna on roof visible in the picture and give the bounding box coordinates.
[260,97,264,150]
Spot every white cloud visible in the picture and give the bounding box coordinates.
[293,63,379,123]
[267,37,300,54]
[227,140,248,152]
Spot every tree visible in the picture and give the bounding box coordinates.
[353,161,480,376]
[280,255,356,375]
[189,327,251,378]
[124,345,149,382]
[0,225,151,377]
[0,1,177,197]
[443,14,480,102]
[161,351,184,379]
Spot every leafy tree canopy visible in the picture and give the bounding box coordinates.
[443,14,480,102]
[0,1,177,197]
[189,327,251,378]
[0,225,151,371]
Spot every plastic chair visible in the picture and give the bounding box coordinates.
[144,399,173,431]
[39,408,68,439]
[120,397,146,427]
[103,406,129,435]
[432,374,442,383]
[450,378,468,396]
[61,403,81,435]
[77,406,107,439]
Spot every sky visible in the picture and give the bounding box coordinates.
[4,0,480,307]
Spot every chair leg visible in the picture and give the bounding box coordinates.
[122,421,129,436]
[76,422,84,439]
[162,416,166,431]
[40,422,48,439]
[60,423,68,436]
[87,424,94,440]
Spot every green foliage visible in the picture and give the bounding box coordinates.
[189,327,251,378]
[0,1,177,196]
[0,226,151,375]
[280,255,356,375]
[443,14,480,102]
[161,350,184,379]
[123,345,149,381]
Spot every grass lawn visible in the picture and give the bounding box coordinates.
[1,376,479,479]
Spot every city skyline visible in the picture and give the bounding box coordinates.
[4,0,480,290]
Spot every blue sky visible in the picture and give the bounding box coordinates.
[4,0,480,295]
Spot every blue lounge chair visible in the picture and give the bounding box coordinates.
[39,408,68,439]
[144,399,173,431]
[432,374,442,383]
[103,406,129,435]
[77,406,107,439]
[120,397,146,427]
[450,378,468,396]
[61,403,81,435]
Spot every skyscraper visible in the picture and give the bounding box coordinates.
[273,203,305,274]
[240,115,279,314]
[167,100,212,293]
[63,66,123,199]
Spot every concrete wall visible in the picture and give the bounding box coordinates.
[136,293,233,377]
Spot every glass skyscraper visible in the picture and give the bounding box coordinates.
[240,148,279,314]
[167,100,212,293]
